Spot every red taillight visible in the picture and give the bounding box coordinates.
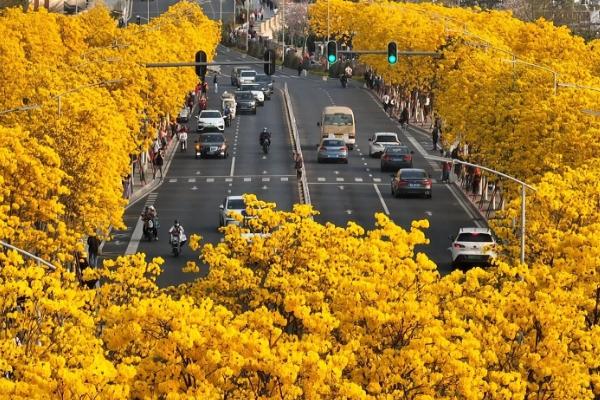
[398,179,409,186]
[424,179,432,186]
[382,155,391,161]
[453,243,465,249]
[404,155,412,161]
[340,147,347,151]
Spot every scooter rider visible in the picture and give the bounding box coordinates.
[223,104,232,127]
[168,219,187,246]
[141,205,158,240]
[259,127,271,146]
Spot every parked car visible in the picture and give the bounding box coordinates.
[317,138,348,163]
[369,132,401,157]
[234,91,257,114]
[254,74,274,98]
[380,145,414,172]
[231,66,251,86]
[449,227,497,268]
[196,109,225,132]
[239,83,265,105]
[219,195,247,227]
[196,133,229,159]
[390,168,432,198]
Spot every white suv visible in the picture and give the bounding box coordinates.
[449,227,497,268]
[368,132,401,157]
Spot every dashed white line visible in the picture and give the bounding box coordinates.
[318,177,326,182]
[206,178,215,183]
[373,178,382,183]
[188,178,196,183]
[336,177,344,182]
[244,177,251,182]
[262,177,270,182]
[230,156,236,177]
[355,178,363,182]
[373,184,390,215]
[281,177,289,181]
[169,178,177,183]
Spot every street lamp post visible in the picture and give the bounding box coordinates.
[425,154,536,264]
[0,240,56,270]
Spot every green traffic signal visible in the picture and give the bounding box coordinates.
[387,41,397,64]
[327,41,337,64]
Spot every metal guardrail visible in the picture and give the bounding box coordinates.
[283,82,311,205]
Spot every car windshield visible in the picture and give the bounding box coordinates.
[227,199,246,210]
[201,111,221,118]
[255,75,271,82]
[400,170,427,179]
[240,71,256,77]
[200,134,224,143]
[386,147,409,154]
[241,85,260,91]
[323,113,353,126]
[235,92,253,100]
[322,139,345,147]
[457,233,494,243]
[375,135,398,143]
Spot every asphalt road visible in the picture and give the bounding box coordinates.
[101,47,297,287]
[109,1,486,284]
[275,69,485,274]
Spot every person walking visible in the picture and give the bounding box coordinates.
[87,235,100,267]
[382,93,390,114]
[294,153,303,179]
[153,148,164,179]
[297,63,303,76]
[178,127,188,152]
[399,106,409,130]
[441,155,452,183]
[213,73,219,93]
[431,121,440,151]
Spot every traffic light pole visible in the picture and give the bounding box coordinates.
[145,61,271,67]
[337,50,441,57]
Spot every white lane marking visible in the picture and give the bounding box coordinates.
[318,177,326,182]
[339,186,344,190]
[191,186,198,191]
[188,178,196,183]
[244,177,251,182]
[262,185,268,190]
[334,170,339,175]
[230,156,236,177]
[225,178,233,182]
[373,184,390,215]
[346,209,353,215]
[206,178,215,183]
[196,171,201,175]
[281,177,288,181]
[373,178,382,183]
[447,183,485,227]
[263,170,267,174]
[425,211,432,216]
[262,177,270,182]
[125,217,144,255]
[169,178,177,183]
[355,177,363,182]
[336,177,344,182]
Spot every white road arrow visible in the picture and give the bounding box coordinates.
[346,209,353,215]
[191,186,198,190]
[338,186,344,190]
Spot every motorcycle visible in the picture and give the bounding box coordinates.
[261,138,271,154]
[171,234,181,257]
[143,218,158,241]
[340,74,348,88]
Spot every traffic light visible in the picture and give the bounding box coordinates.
[195,50,207,80]
[387,42,397,64]
[327,41,337,64]
[136,15,141,25]
[264,49,276,75]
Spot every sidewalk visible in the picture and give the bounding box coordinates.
[367,85,504,221]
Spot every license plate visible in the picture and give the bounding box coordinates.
[409,183,420,188]
[210,146,218,152]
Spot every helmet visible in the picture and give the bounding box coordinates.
[174,219,180,227]
[263,127,268,132]
[149,205,156,212]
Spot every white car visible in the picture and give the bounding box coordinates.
[196,110,225,132]
[368,132,401,157]
[238,69,257,86]
[219,196,247,227]
[240,83,265,105]
[449,227,497,268]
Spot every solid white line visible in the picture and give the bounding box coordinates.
[447,183,485,227]
[373,178,382,183]
[373,184,390,215]
[125,217,144,255]
[230,156,236,177]
[206,178,215,182]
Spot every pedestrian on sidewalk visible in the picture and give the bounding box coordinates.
[297,63,303,76]
[431,121,440,151]
[472,167,481,195]
[389,96,397,117]
[87,235,100,268]
[153,149,164,179]
[382,92,390,114]
[294,153,303,179]
[399,106,409,130]
[441,153,452,183]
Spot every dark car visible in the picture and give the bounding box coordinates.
[254,74,274,98]
[380,145,414,172]
[234,91,257,114]
[391,168,432,198]
[196,133,229,159]
[239,83,265,105]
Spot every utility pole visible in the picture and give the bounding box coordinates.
[282,0,285,62]
[245,0,250,51]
